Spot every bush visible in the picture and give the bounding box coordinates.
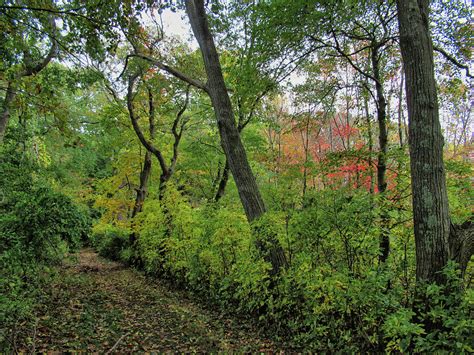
[384,263,474,353]
[0,144,91,349]
[93,183,473,352]
[90,223,131,261]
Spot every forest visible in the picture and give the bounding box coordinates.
[0,0,473,352]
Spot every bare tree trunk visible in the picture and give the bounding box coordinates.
[131,151,153,219]
[214,159,230,202]
[371,46,390,264]
[185,0,287,274]
[396,0,450,284]
[398,67,405,147]
[363,91,375,194]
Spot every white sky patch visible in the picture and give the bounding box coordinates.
[160,9,197,48]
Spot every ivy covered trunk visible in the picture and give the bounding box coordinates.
[185,0,287,274]
[396,0,450,284]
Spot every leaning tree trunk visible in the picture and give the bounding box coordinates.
[396,0,450,285]
[185,0,287,274]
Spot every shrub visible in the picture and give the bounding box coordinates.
[90,223,130,261]
[0,149,91,349]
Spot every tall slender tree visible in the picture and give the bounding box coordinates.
[185,0,287,274]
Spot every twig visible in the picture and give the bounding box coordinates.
[106,332,129,354]
[30,318,39,354]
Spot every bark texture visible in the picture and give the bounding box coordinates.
[396,0,450,284]
[450,221,474,278]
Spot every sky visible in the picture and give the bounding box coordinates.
[160,9,196,47]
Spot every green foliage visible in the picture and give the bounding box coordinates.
[109,184,271,314]
[445,159,473,223]
[108,181,470,351]
[134,200,167,272]
[384,263,474,353]
[91,223,130,261]
[0,142,91,349]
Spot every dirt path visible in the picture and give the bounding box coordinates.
[21,249,276,352]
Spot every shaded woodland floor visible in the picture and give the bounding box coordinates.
[14,249,277,352]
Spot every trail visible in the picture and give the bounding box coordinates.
[20,249,275,352]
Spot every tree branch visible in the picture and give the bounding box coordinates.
[433,45,473,79]
[127,74,168,173]
[170,85,191,172]
[129,53,209,92]
[21,16,58,77]
[0,4,106,26]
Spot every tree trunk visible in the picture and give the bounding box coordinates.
[185,0,287,274]
[450,221,474,278]
[0,82,16,143]
[398,67,405,147]
[213,120,246,203]
[185,0,265,222]
[396,0,450,284]
[214,159,230,202]
[363,89,375,194]
[129,150,153,246]
[131,151,153,219]
[130,88,157,245]
[371,46,390,264]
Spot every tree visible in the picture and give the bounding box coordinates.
[257,0,398,262]
[0,5,57,142]
[184,0,287,274]
[0,0,130,143]
[127,74,190,198]
[130,87,156,219]
[396,0,472,284]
